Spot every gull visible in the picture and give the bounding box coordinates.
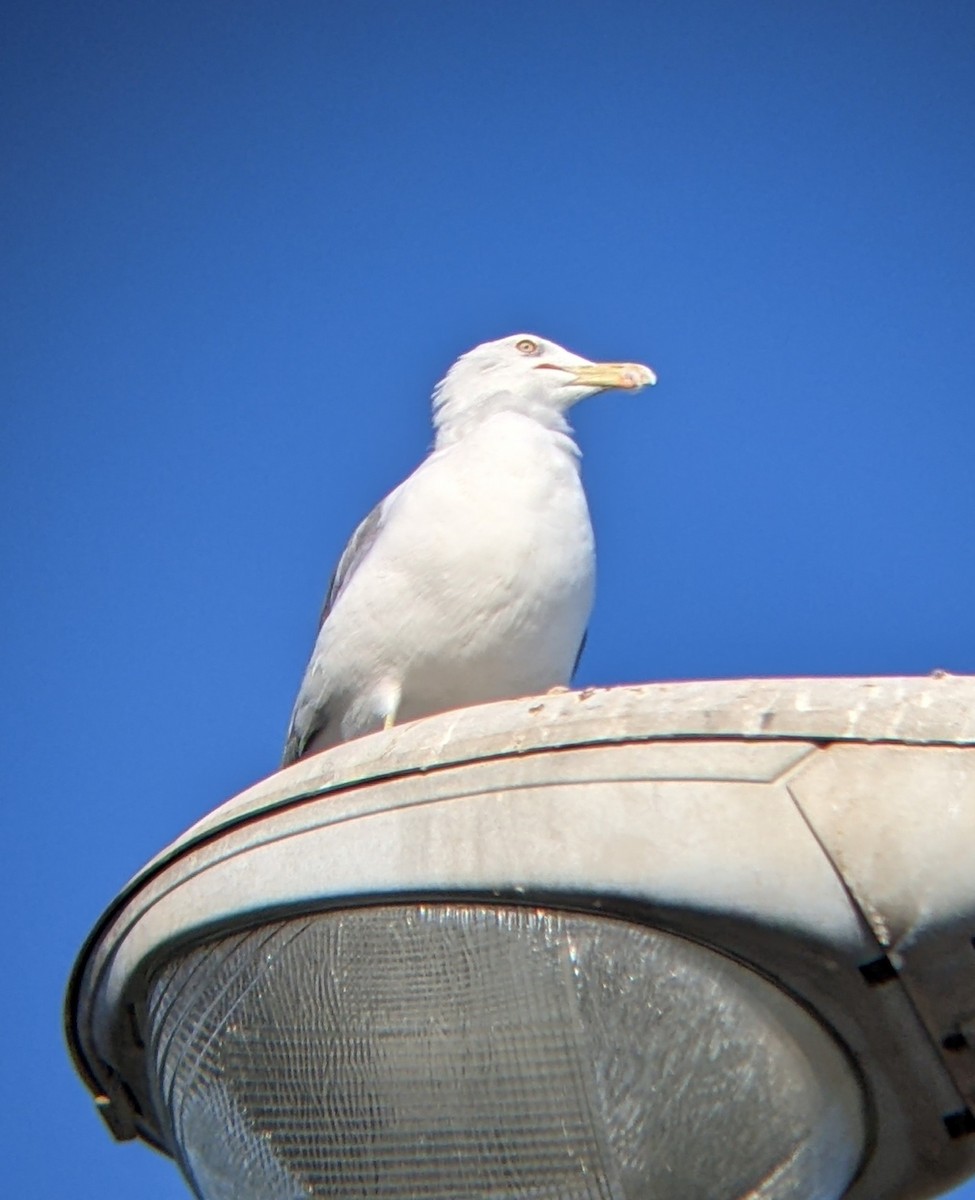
[282,333,656,764]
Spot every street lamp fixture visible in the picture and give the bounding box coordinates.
[67,676,975,1199]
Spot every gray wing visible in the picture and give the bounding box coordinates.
[571,629,588,680]
[317,496,390,630]
[282,493,394,766]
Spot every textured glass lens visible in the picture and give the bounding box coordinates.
[147,905,864,1200]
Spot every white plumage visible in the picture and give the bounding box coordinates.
[282,333,656,764]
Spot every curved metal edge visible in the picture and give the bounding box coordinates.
[150,674,975,847]
[65,673,975,1071]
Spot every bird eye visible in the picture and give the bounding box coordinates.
[515,338,540,355]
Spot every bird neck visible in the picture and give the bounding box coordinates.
[433,391,573,449]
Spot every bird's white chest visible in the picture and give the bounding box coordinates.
[331,414,595,716]
[388,416,593,617]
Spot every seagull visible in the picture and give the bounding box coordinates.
[282,333,656,765]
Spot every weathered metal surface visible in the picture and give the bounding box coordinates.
[66,676,975,1199]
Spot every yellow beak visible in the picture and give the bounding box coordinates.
[558,361,658,391]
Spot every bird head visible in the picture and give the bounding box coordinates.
[432,334,656,445]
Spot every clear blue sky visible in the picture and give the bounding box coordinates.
[3,2,974,1196]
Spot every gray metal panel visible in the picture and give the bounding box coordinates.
[180,674,975,846]
[789,743,975,1126]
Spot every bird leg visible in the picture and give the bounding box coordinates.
[376,678,402,734]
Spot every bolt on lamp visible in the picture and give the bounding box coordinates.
[67,676,975,1199]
